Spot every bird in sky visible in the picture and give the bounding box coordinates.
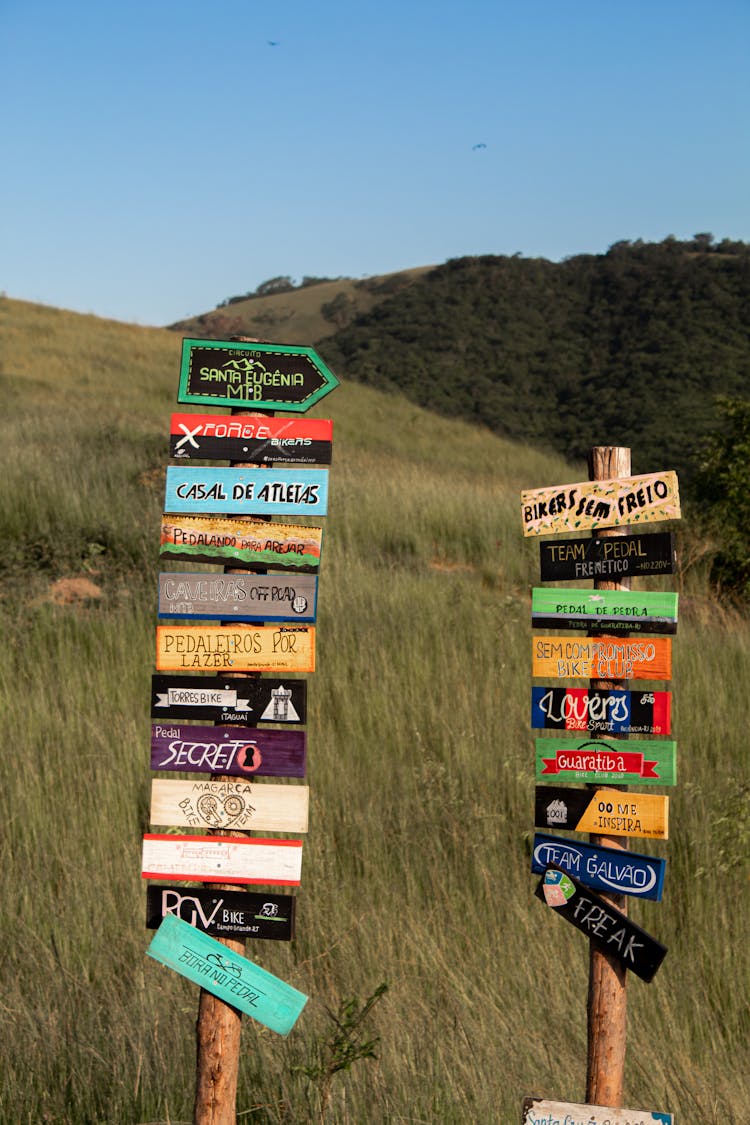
[472,143,487,150]
[267,40,279,46]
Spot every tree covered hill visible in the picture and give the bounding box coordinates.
[320,236,750,486]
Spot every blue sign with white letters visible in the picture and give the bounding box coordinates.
[531,832,666,901]
[165,466,328,517]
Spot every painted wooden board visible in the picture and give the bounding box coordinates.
[535,867,668,981]
[151,723,306,778]
[532,588,678,635]
[141,833,303,885]
[146,885,296,941]
[522,1096,673,1124]
[531,832,666,901]
[521,470,680,537]
[535,737,677,786]
[539,531,676,582]
[156,625,315,673]
[158,572,318,623]
[178,337,339,412]
[150,779,309,833]
[151,675,306,723]
[532,687,671,735]
[165,466,328,517]
[147,914,307,1034]
[535,786,669,839]
[170,413,333,465]
[160,515,322,571]
[532,636,672,681]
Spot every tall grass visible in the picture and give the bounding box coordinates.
[0,297,748,1123]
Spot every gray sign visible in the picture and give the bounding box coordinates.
[158,572,317,623]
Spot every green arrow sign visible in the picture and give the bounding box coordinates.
[178,338,339,412]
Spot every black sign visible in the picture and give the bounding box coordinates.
[151,675,306,723]
[535,867,667,982]
[178,338,339,412]
[539,532,676,583]
[146,886,295,941]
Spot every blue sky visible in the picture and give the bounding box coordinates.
[2,0,748,326]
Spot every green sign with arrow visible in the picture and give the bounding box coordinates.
[178,338,339,412]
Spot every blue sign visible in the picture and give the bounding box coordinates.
[146,913,307,1035]
[165,467,328,517]
[531,832,666,901]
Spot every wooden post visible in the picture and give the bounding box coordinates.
[585,446,631,1107]
[193,338,268,1125]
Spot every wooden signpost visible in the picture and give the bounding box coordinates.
[539,531,675,582]
[141,833,304,885]
[170,412,333,465]
[146,886,296,941]
[535,737,677,786]
[535,786,669,839]
[178,338,339,411]
[531,588,678,634]
[147,915,308,1035]
[165,466,329,517]
[155,624,315,673]
[532,636,672,681]
[531,832,666,901]
[150,723,306,778]
[160,515,323,570]
[531,687,671,735]
[535,868,668,982]
[521,470,680,537]
[150,674,307,722]
[150,779,309,833]
[521,1097,673,1124]
[158,571,318,623]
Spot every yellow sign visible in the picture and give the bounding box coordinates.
[532,636,672,681]
[521,471,680,537]
[156,625,315,673]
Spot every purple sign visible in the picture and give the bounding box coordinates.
[150,723,306,779]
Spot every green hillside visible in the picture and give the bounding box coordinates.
[0,296,748,1123]
[321,236,750,490]
[169,266,435,347]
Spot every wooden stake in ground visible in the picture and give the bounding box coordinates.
[585,445,631,1107]
[193,339,270,1125]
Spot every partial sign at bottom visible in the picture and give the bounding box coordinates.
[147,914,307,1035]
[522,1096,672,1124]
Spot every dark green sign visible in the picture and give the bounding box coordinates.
[178,338,339,412]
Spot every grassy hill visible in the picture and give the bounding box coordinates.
[1,295,748,1123]
[169,267,435,347]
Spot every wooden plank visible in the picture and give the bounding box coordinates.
[535,786,669,840]
[170,412,333,465]
[531,687,671,735]
[532,636,672,680]
[521,470,680,537]
[158,572,318,623]
[531,832,666,901]
[165,466,328,517]
[151,723,306,778]
[522,1096,672,1123]
[534,867,668,981]
[535,737,677,786]
[539,531,675,582]
[155,625,315,673]
[151,675,306,723]
[146,914,308,1034]
[178,337,339,412]
[150,779,309,833]
[146,885,296,941]
[160,515,322,570]
[532,587,678,634]
[141,833,303,885]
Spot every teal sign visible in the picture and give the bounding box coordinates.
[178,338,339,412]
[146,914,307,1035]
